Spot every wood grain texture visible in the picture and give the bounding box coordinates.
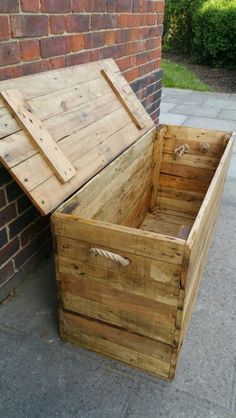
[1,89,76,183]
[0,59,154,215]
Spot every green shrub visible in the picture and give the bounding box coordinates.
[164,0,203,52]
[192,0,236,67]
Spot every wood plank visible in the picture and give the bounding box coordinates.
[160,161,215,182]
[52,212,185,265]
[60,311,173,379]
[59,273,177,344]
[101,67,145,130]
[0,59,119,109]
[162,152,220,170]
[159,173,210,194]
[163,137,224,158]
[58,256,179,307]
[1,89,76,184]
[56,237,182,287]
[164,125,228,143]
[150,126,165,210]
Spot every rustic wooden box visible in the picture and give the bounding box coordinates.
[52,125,233,380]
[0,60,234,380]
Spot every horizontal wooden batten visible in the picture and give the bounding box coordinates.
[59,273,177,345]
[57,238,182,288]
[52,214,185,265]
[60,310,173,379]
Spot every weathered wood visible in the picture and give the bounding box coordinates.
[1,89,76,183]
[101,67,145,130]
[60,310,173,379]
[149,126,165,210]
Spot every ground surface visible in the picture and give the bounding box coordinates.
[164,52,236,94]
[0,89,236,418]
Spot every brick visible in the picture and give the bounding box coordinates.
[0,166,12,187]
[17,60,50,77]
[85,0,106,12]
[71,34,84,52]
[41,0,71,13]
[11,15,49,38]
[132,0,142,13]
[91,14,117,30]
[84,32,106,49]
[50,56,66,69]
[66,14,89,33]
[72,0,84,12]
[40,36,69,58]
[0,261,15,287]
[116,0,132,13]
[66,51,90,66]
[0,190,6,209]
[17,195,32,214]
[50,15,66,34]
[0,67,17,81]
[20,40,40,61]
[90,49,100,61]
[0,237,19,267]
[0,17,10,41]
[0,0,19,13]
[9,206,38,239]
[123,67,139,82]
[0,42,20,66]
[100,45,118,60]
[14,227,50,270]
[20,216,49,246]
[0,202,17,228]
[107,0,116,13]
[115,29,132,44]
[106,31,116,46]
[0,228,7,249]
[6,182,23,203]
[21,0,39,12]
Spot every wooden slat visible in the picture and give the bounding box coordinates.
[101,67,145,130]
[1,89,76,184]
[60,311,173,379]
[59,273,177,345]
[52,212,185,265]
[150,126,165,210]
[56,237,182,287]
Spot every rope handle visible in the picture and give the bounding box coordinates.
[174,143,189,160]
[89,247,130,267]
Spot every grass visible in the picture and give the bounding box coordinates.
[162,59,212,91]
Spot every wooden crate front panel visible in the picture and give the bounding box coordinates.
[60,310,173,380]
[52,214,185,346]
[156,126,228,216]
[179,136,234,347]
[59,129,155,228]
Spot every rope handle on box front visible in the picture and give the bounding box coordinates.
[89,248,130,267]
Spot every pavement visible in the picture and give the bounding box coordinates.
[0,88,236,418]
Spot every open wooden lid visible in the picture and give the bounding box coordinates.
[0,59,154,215]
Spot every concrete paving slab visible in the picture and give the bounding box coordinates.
[160,102,177,113]
[162,94,206,105]
[227,154,236,179]
[171,104,221,118]
[182,117,236,132]
[219,109,236,122]
[204,99,236,110]
[159,112,188,125]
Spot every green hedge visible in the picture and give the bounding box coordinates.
[164,0,203,52]
[193,0,236,67]
[164,0,236,68]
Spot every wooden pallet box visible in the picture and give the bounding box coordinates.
[0,60,234,380]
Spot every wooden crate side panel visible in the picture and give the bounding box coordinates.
[60,310,173,380]
[61,129,154,227]
[155,126,228,216]
[179,136,234,347]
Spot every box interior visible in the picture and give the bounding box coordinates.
[60,126,228,242]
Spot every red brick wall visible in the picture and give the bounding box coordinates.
[0,0,164,298]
